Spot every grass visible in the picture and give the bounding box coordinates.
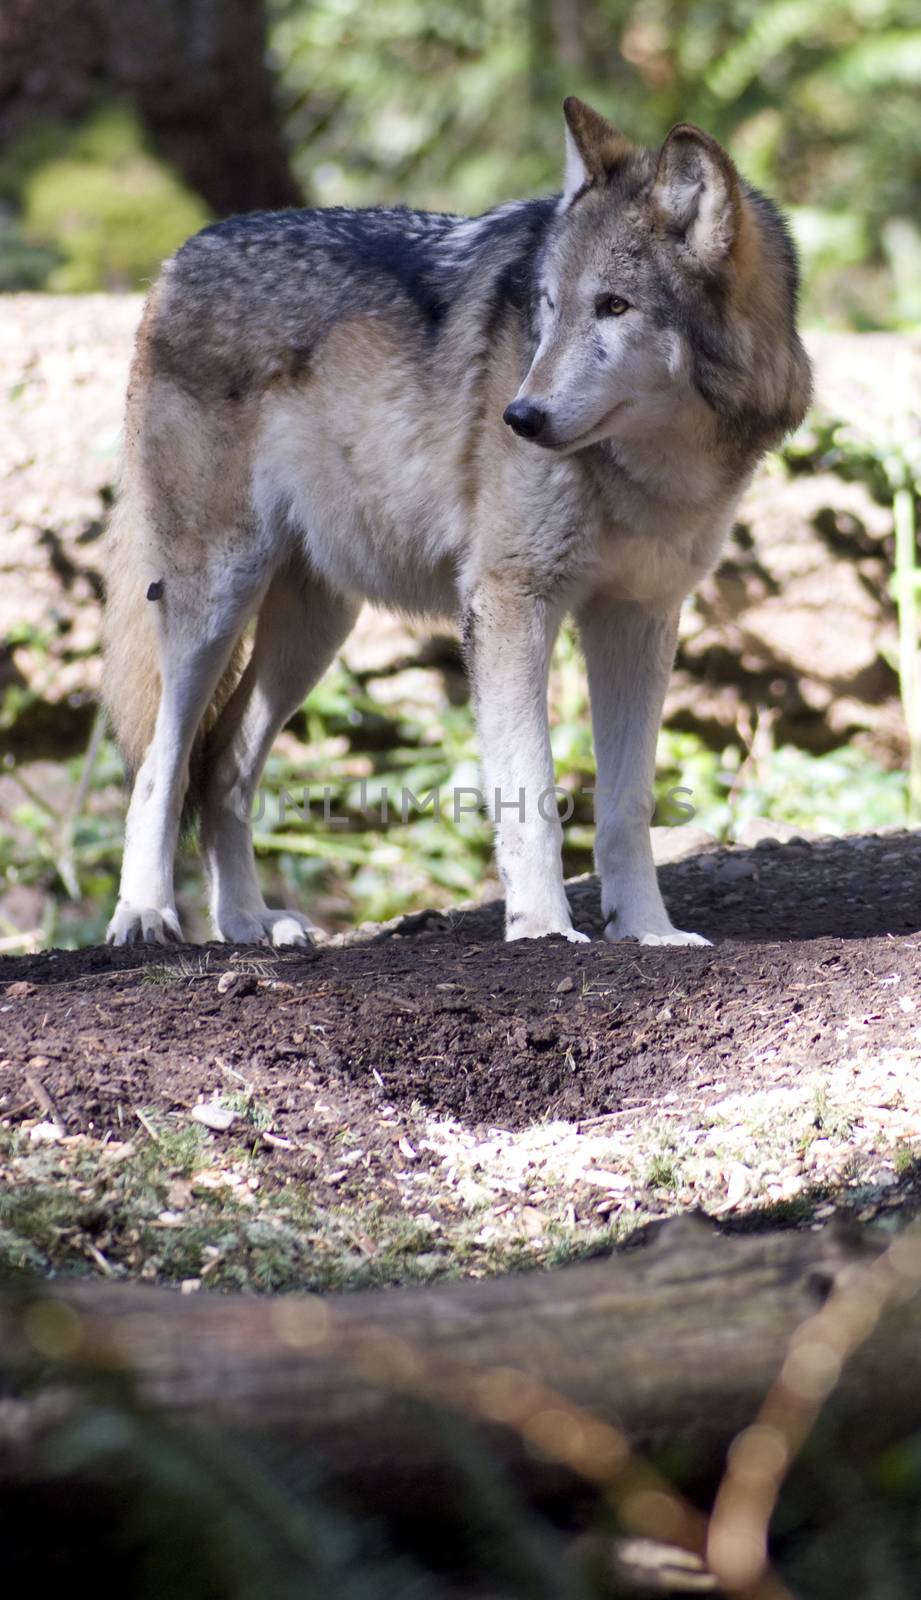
[8,1024,914,1297]
[644,1151,682,1192]
[812,1083,858,1141]
[0,1113,620,1294]
[140,955,213,986]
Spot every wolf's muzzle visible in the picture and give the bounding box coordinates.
[503,399,547,441]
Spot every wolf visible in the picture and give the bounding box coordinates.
[102,98,811,949]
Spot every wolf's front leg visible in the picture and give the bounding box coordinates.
[466,581,587,942]
[579,596,709,947]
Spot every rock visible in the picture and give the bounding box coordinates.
[519,1206,545,1239]
[734,818,817,848]
[583,1169,632,1192]
[29,1120,64,1144]
[650,825,720,865]
[725,1163,752,1207]
[698,852,758,880]
[217,971,257,997]
[190,1102,236,1132]
[664,332,919,763]
[0,295,141,759]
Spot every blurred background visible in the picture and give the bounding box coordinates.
[1,0,921,948]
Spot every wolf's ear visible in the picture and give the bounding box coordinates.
[562,97,632,205]
[653,124,741,266]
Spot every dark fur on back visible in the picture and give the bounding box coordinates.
[147,140,807,463]
[147,199,559,403]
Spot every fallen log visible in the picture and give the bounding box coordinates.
[3,1217,919,1515]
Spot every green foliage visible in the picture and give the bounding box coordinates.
[6,1363,596,1600]
[1,3,921,320]
[0,211,61,291]
[676,740,909,838]
[0,104,208,292]
[266,0,921,328]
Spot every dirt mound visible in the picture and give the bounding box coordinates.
[2,832,919,1141]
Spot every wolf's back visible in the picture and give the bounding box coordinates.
[138,199,555,404]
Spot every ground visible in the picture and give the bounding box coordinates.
[2,830,920,1293]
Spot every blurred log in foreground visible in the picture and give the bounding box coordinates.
[3,1218,921,1518]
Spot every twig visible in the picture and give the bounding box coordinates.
[8,767,63,820]
[24,1071,66,1134]
[58,705,107,901]
[134,1108,159,1143]
[894,482,921,818]
[83,1241,115,1278]
[0,928,43,953]
[707,1220,921,1593]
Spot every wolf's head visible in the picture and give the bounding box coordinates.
[503,99,811,460]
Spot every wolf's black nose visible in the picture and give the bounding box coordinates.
[503,399,546,440]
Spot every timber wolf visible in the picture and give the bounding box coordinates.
[103,98,811,948]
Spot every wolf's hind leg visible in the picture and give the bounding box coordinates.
[107,566,267,947]
[201,568,358,947]
[578,596,710,947]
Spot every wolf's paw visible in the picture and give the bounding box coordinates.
[639,929,711,948]
[106,903,183,946]
[605,921,710,948]
[216,908,318,949]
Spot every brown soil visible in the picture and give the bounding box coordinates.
[2,835,920,1181]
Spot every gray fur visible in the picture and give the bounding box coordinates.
[103,100,811,949]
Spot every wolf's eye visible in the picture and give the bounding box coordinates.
[595,294,630,318]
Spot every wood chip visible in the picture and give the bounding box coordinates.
[24,1070,67,1132]
[582,1169,632,1191]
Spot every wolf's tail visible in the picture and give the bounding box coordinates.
[100,495,245,802]
[100,494,163,784]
